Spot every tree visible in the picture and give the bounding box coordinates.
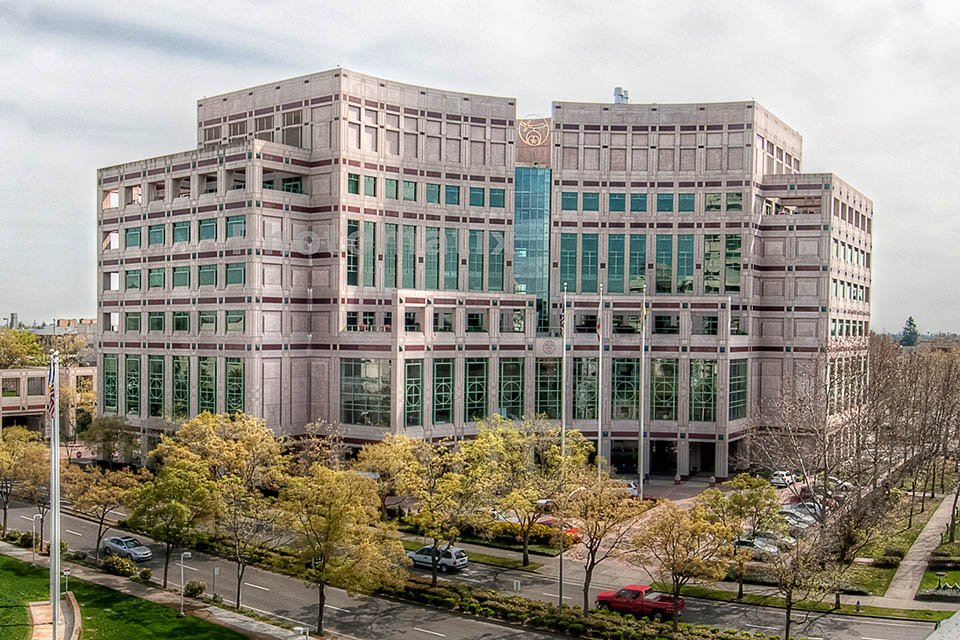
[353,432,420,520]
[466,415,591,566]
[59,379,96,443]
[46,334,92,368]
[563,470,652,611]
[281,464,407,635]
[901,316,920,347]
[0,426,40,534]
[0,328,47,368]
[630,501,732,629]
[286,419,349,474]
[696,473,782,599]
[768,531,829,639]
[126,462,215,587]
[78,416,139,463]
[19,441,51,548]
[62,464,146,562]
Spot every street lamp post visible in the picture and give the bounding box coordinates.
[0,478,11,533]
[556,487,585,607]
[179,551,192,617]
[31,514,42,565]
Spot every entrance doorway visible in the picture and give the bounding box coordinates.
[650,440,677,475]
[689,441,716,476]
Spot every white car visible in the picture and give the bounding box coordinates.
[406,545,469,573]
[102,536,153,562]
[770,471,794,488]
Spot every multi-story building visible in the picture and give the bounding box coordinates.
[96,69,872,479]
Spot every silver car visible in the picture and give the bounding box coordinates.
[406,545,468,573]
[103,536,153,562]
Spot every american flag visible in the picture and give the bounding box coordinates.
[47,359,56,419]
[597,298,602,341]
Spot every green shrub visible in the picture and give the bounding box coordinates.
[184,580,206,598]
[138,568,152,582]
[872,555,901,569]
[4,529,20,543]
[71,551,87,562]
[928,557,960,570]
[18,531,34,548]
[102,554,137,577]
[883,545,907,559]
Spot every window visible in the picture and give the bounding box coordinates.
[198,264,216,286]
[609,193,626,212]
[102,354,118,413]
[226,358,244,413]
[27,377,44,397]
[705,193,722,212]
[282,177,303,193]
[726,192,743,212]
[172,356,190,419]
[384,223,398,288]
[561,192,578,211]
[729,359,748,420]
[364,175,376,197]
[499,359,524,419]
[345,220,358,285]
[198,357,216,413]
[1,379,18,398]
[655,234,673,293]
[582,193,600,211]
[612,359,640,419]
[560,233,577,291]
[125,227,141,248]
[693,314,719,335]
[581,234,598,293]
[703,235,721,294]
[490,188,505,208]
[405,360,423,426]
[425,227,439,289]
[347,173,360,195]
[499,309,525,333]
[125,356,140,416]
[173,312,189,332]
[173,221,190,244]
[535,359,561,419]
[630,193,647,212]
[678,193,695,212]
[677,234,694,293]
[148,312,164,332]
[226,263,245,286]
[445,184,460,205]
[226,215,245,238]
[613,314,643,333]
[443,228,458,289]
[125,269,141,290]
[725,235,742,293]
[433,359,454,424]
[426,183,441,203]
[468,229,483,290]
[341,358,392,426]
[466,312,486,332]
[656,193,673,213]
[124,312,141,333]
[364,222,376,287]
[628,234,646,293]
[653,314,680,334]
[148,268,164,289]
[226,310,245,333]
[651,359,678,420]
[464,359,488,422]
[148,224,164,246]
[172,266,190,288]
[199,310,216,333]
[401,225,416,288]
[690,360,717,422]
[434,310,453,332]
[469,186,485,207]
[488,230,504,292]
[574,358,598,420]
[730,315,747,336]
[385,178,399,199]
[403,180,417,202]
[608,234,625,294]
[198,218,216,241]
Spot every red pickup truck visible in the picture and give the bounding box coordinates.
[595,584,684,621]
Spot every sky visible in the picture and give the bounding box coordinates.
[0,0,957,333]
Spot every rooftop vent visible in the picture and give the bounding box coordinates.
[614,87,630,104]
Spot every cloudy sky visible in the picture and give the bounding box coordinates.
[0,0,956,332]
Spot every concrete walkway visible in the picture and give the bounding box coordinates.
[885,494,957,601]
[27,600,66,640]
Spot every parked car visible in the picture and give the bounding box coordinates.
[538,518,582,542]
[734,538,779,559]
[595,584,684,621]
[783,501,823,519]
[744,529,796,550]
[770,471,795,488]
[406,545,469,573]
[778,509,815,530]
[102,536,153,562]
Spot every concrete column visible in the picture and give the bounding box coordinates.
[715,440,730,480]
[677,438,690,478]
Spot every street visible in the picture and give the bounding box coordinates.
[5,502,938,640]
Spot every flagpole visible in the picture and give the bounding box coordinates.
[638,285,646,501]
[597,283,603,481]
[558,282,567,608]
[49,350,61,640]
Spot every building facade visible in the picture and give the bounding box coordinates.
[96,69,872,479]
[1,366,96,434]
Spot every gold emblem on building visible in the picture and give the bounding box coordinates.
[518,118,549,147]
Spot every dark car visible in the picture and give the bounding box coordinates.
[596,584,683,621]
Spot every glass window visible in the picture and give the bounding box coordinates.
[464,358,488,422]
[730,314,747,336]
[341,358,392,426]
[173,221,190,243]
[607,234,625,294]
[124,312,141,333]
[403,180,417,201]
[26,377,43,396]
[690,360,717,422]
[655,234,673,293]
[172,356,190,419]
[433,359,454,424]
[445,184,460,205]
[488,230,504,292]
[561,192,578,211]
[443,228,458,290]
[693,314,719,335]
[677,234,694,293]
[489,188,505,208]
[102,354,118,413]
[226,358,244,413]
[404,360,423,426]
[282,177,302,193]
[725,235,742,293]
[226,262,245,285]
[560,233,577,291]
[612,359,640,420]
[385,178,399,199]
[582,193,600,211]
[726,192,743,212]
[125,227,141,248]
[363,175,376,197]
[705,193,722,212]
[651,358,678,420]
[609,193,625,212]
[468,229,483,290]
[499,359,524,420]
[148,268,164,289]
[384,223,397,288]
[704,235,721,294]
[347,173,360,194]
[628,234,646,293]
[653,314,680,334]
[172,266,189,288]
[630,193,647,212]
[581,234,598,293]
[425,227,440,289]
[401,225,416,288]
[198,264,216,286]
[148,224,164,246]
[198,218,216,241]
[656,193,673,213]
[426,183,441,204]
[363,222,376,287]
[148,312,164,332]
[469,187,484,207]
[347,220,360,285]
[466,312,486,332]
[433,310,454,332]
[198,357,216,413]
[125,356,140,416]
[226,310,245,333]
[535,359,561,419]
[574,358,598,420]
[226,215,245,239]
[729,359,748,420]
[125,269,141,290]
[678,193,695,212]
[198,310,216,333]
[173,311,189,332]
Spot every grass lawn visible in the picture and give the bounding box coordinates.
[400,539,542,572]
[844,564,896,595]
[860,494,944,560]
[0,555,246,640]
[918,568,960,592]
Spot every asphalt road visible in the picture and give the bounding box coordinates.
[6,502,938,640]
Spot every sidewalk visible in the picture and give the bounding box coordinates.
[884,493,957,602]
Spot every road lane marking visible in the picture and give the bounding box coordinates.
[861,620,934,628]
[244,582,269,591]
[20,516,32,522]
[65,530,83,537]
[176,564,198,571]
[745,624,778,630]
[413,628,445,637]
[325,604,351,613]
[460,577,482,583]
[541,593,572,599]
